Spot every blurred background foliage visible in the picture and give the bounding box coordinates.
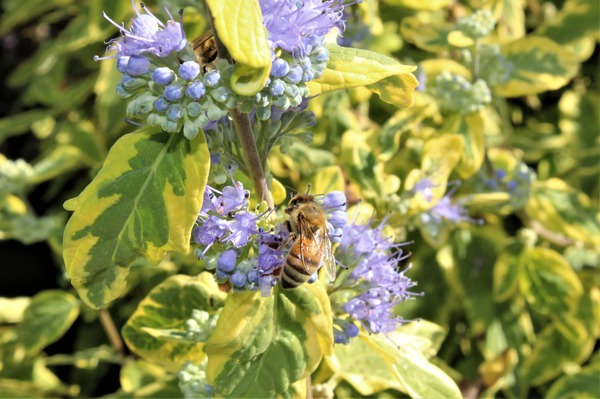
[0,0,598,397]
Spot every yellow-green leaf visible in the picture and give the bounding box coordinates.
[495,36,579,97]
[525,179,599,250]
[308,44,417,107]
[442,111,485,179]
[362,330,462,399]
[546,362,600,399]
[205,283,333,398]
[63,126,210,309]
[519,247,583,315]
[206,0,271,96]
[493,240,525,302]
[15,290,79,356]
[122,274,225,373]
[311,166,345,194]
[535,0,600,46]
[400,13,453,53]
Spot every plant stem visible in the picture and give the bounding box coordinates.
[205,2,274,208]
[99,309,125,355]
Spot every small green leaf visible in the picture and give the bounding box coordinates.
[519,247,583,315]
[535,0,600,46]
[63,126,210,309]
[545,362,600,399]
[0,110,53,143]
[493,240,525,302]
[122,274,225,373]
[495,36,579,97]
[525,179,599,250]
[15,290,79,356]
[442,111,485,179]
[0,297,31,323]
[29,146,82,184]
[206,283,333,398]
[308,44,417,107]
[399,14,453,53]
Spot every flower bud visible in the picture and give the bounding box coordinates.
[164,84,184,102]
[284,66,303,84]
[167,104,184,121]
[269,79,285,97]
[127,55,150,76]
[204,70,221,87]
[117,56,130,73]
[218,249,237,273]
[179,61,200,80]
[271,58,290,78]
[186,81,206,100]
[153,97,170,112]
[152,67,175,85]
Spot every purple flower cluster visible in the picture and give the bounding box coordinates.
[260,0,358,56]
[193,183,348,297]
[97,0,187,60]
[335,218,420,339]
[96,0,361,138]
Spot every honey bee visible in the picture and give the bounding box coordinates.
[192,30,218,73]
[280,190,336,289]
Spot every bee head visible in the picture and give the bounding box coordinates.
[285,194,315,214]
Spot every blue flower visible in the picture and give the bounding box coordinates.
[259,0,357,55]
[336,220,420,334]
[224,212,259,247]
[97,0,187,60]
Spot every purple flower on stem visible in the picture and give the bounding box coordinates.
[95,0,187,60]
[337,219,420,334]
[259,0,357,55]
[193,215,229,248]
[225,212,259,247]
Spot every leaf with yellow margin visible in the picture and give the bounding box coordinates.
[205,283,332,398]
[308,44,417,107]
[121,274,226,373]
[495,36,579,97]
[63,126,210,308]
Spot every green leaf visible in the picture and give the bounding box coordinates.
[522,325,594,386]
[308,44,417,107]
[122,274,225,373]
[310,166,345,194]
[525,179,599,249]
[495,36,579,97]
[362,332,462,399]
[63,126,210,309]
[205,283,333,398]
[206,0,271,96]
[399,13,453,53]
[545,362,600,399]
[0,110,53,143]
[119,359,182,398]
[519,247,583,315]
[15,290,79,356]
[29,146,82,184]
[442,111,485,179]
[493,240,525,302]
[535,0,600,46]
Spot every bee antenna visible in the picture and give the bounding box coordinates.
[305,184,311,195]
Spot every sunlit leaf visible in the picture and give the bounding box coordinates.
[205,283,333,398]
[519,247,583,315]
[308,44,417,107]
[495,36,579,97]
[122,274,225,373]
[63,126,210,308]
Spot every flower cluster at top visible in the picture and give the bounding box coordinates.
[192,180,348,297]
[96,0,359,139]
[332,217,421,343]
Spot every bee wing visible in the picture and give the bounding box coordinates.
[319,228,336,282]
[296,213,320,274]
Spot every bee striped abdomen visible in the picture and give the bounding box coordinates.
[281,241,320,289]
